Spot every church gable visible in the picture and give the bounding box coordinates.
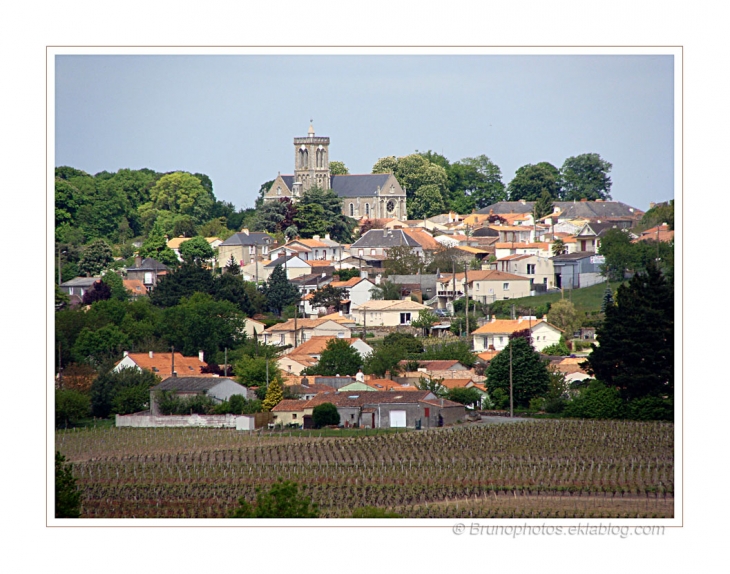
[264,175,294,201]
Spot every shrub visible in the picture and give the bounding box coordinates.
[626,395,673,421]
[563,381,626,420]
[542,336,571,356]
[231,479,319,518]
[56,452,82,518]
[490,388,509,410]
[312,403,340,428]
[446,387,482,407]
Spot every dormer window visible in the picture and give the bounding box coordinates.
[277,186,281,195]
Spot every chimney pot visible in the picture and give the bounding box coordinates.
[199,350,205,363]
[123,351,129,357]
[149,351,153,358]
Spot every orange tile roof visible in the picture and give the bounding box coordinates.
[477,350,501,362]
[265,318,340,332]
[271,399,309,412]
[308,260,335,267]
[280,355,319,367]
[117,352,207,377]
[330,277,363,288]
[472,318,546,335]
[296,238,329,248]
[289,336,357,356]
[123,279,148,296]
[495,242,550,249]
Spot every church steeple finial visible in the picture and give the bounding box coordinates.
[308,120,315,137]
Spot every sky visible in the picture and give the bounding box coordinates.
[55,53,675,212]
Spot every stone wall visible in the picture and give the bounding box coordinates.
[115,413,255,429]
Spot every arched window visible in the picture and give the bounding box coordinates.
[299,148,308,168]
[365,203,370,216]
[349,203,354,217]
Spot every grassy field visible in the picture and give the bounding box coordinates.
[494,280,626,315]
[57,419,673,519]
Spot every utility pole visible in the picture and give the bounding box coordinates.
[509,304,514,418]
[171,346,175,376]
[224,347,228,377]
[464,261,469,339]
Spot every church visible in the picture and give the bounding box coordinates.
[263,124,407,221]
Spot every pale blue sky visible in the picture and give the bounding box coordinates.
[55,54,674,211]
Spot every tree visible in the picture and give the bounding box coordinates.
[450,155,507,210]
[415,375,447,397]
[262,375,284,411]
[294,186,353,242]
[55,390,90,428]
[149,262,215,308]
[408,184,446,219]
[255,198,296,234]
[329,160,349,175]
[146,171,214,224]
[78,239,113,276]
[179,236,214,264]
[55,452,82,518]
[82,279,112,305]
[641,199,674,231]
[507,162,561,201]
[231,479,319,518]
[224,254,241,275]
[560,153,612,201]
[172,215,197,238]
[532,190,554,221]
[418,340,476,367]
[601,286,615,314]
[547,300,581,338]
[372,156,398,174]
[305,339,362,377]
[585,261,673,401]
[382,246,423,276]
[382,332,424,354]
[446,387,482,407]
[101,271,129,302]
[486,337,550,407]
[309,285,346,312]
[551,238,566,256]
[235,355,281,387]
[563,381,626,419]
[363,345,405,378]
[598,228,636,281]
[159,293,246,358]
[212,272,253,315]
[369,280,402,300]
[262,264,300,315]
[138,233,180,268]
[312,403,340,428]
[411,309,439,336]
[333,268,360,281]
[90,367,160,418]
[72,324,130,366]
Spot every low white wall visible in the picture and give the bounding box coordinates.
[115,413,254,429]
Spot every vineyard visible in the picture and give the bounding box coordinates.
[56,420,674,519]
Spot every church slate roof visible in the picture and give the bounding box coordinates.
[330,174,394,197]
[278,173,397,198]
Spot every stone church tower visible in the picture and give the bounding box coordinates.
[292,123,330,196]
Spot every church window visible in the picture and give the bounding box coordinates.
[349,203,354,217]
[365,203,370,216]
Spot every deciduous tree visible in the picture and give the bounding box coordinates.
[179,236,214,264]
[560,153,612,201]
[78,239,114,276]
[486,337,550,407]
[304,338,362,377]
[507,162,561,201]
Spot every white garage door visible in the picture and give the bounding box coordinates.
[390,410,406,428]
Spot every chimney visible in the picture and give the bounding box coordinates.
[519,199,526,205]
[313,235,320,241]
[135,256,142,268]
[149,351,153,358]
[199,350,205,363]
[580,198,587,202]
[325,233,331,240]
[241,228,249,235]
[123,351,129,357]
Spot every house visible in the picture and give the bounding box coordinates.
[271,399,309,427]
[551,252,607,290]
[400,360,469,371]
[437,270,532,308]
[263,124,407,220]
[217,229,274,270]
[329,276,376,307]
[352,299,431,326]
[242,318,266,340]
[387,274,439,304]
[262,318,352,347]
[59,276,101,301]
[270,235,345,262]
[126,257,168,289]
[303,390,465,428]
[278,336,372,375]
[573,221,625,253]
[349,229,424,259]
[476,198,644,223]
[490,253,555,292]
[114,350,209,378]
[471,317,563,352]
[149,376,252,415]
[633,223,674,243]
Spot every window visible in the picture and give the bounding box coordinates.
[358,249,364,257]
[476,283,480,291]
[262,246,268,255]
[503,283,509,290]
[279,334,285,344]
[526,264,535,275]
[337,332,345,338]
[249,246,255,255]
[144,272,153,285]
[292,413,297,419]
[370,249,376,256]
[277,186,281,195]
[349,203,354,217]
[365,203,370,216]
[400,312,412,325]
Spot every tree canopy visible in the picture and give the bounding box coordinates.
[304,338,362,377]
[507,162,561,201]
[231,479,319,518]
[585,261,673,401]
[560,153,612,201]
[486,337,550,407]
[179,236,214,264]
[261,264,300,316]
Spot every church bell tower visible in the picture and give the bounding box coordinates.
[293,122,330,195]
